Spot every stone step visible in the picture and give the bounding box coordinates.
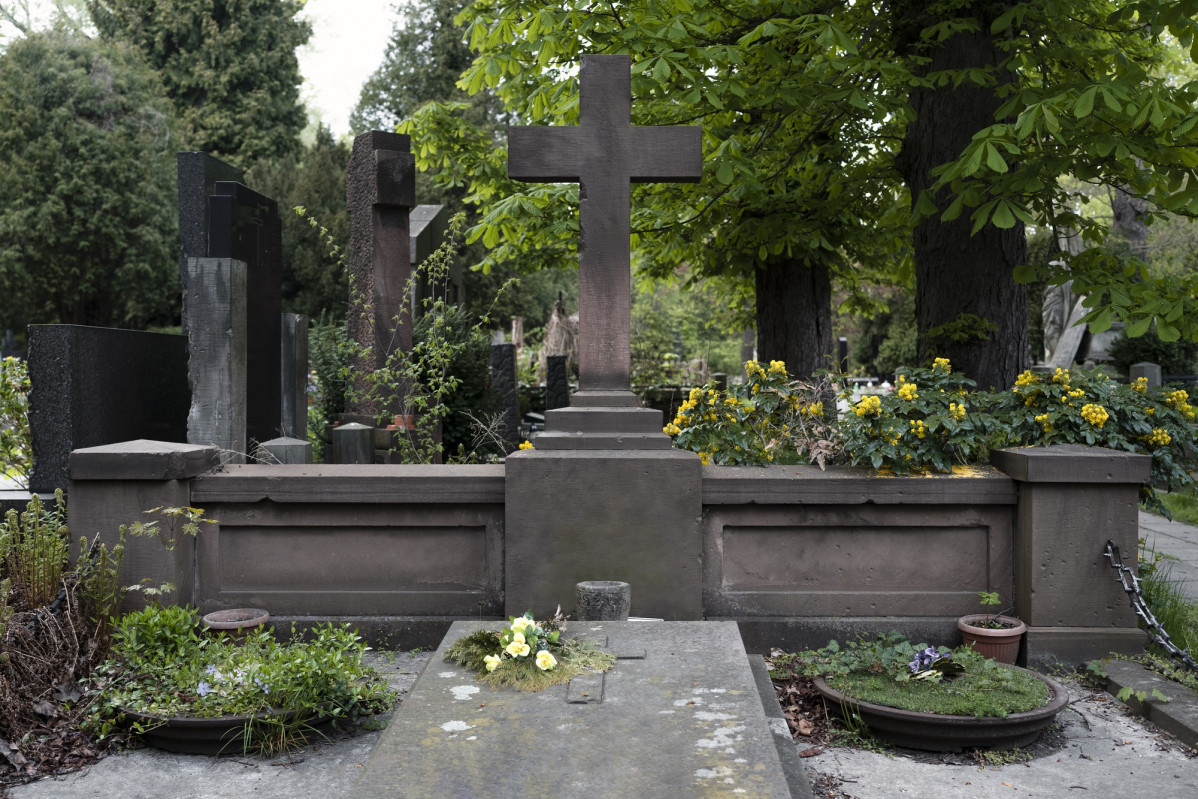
[352,620,809,798]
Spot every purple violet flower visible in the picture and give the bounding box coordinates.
[197,681,211,697]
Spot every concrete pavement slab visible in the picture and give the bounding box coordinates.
[1139,510,1198,601]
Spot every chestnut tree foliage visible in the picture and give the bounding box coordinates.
[0,31,177,329]
[401,0,1198,388]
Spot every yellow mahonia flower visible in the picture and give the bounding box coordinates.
[1146,407,1155,415]
[933,357,951,373]
[1145,428,1171,447]
[663,423,681,436]
[1133,377,1148,394]
[854,394,882,417]
[1068,389,1084,398]
[1015,370,1037,387]
[897,382,918,401]
[908,419,928,439]
[698,451,711,465]
[948,402,966,421]
[800,401,823,418]
[768,360,787,377]
[689,387,703,402]
[1052,367,1070,384]
[1034,413,1052,433]
[1080,403,1108,428]
[518,440,534,450]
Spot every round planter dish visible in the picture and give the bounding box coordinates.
[202,608,271,641]
[958,614,1026,664]
[121,707,333,755]
[813,668,1067,752]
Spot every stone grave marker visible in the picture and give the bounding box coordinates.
[345,131,416,420]
[509,54,701,448]
[352,621,805,798]
[489,342,520,452]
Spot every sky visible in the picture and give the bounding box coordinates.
[297,0,397,138]
[0,0,399,139]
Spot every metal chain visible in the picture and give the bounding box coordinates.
[1104,539,1198,674]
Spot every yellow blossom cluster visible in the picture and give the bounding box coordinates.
[744,360,767,379]
[897,382,918,401]
[1145,427,1172,447]
[1080,403,1108,428]
[767,360,787,377]
[1051,367,1071,385]
[1034,413,1052,432]
[663,423,681,436]
[1067,388,1084,399]
[519,440,534,450]
[908,419,928,439]
[1166,389,1195,419]
[933,357,951,372]
[1133,377,1149,394]
[948,402,966,421]
[1014,370,1037,387]
[799,401,823,418]
[854,394,882,417]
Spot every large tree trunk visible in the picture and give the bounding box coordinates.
[755,256,832,379]
[894,1,1028,390]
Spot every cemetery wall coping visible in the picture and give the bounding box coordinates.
[70,440,219,481]
[191,464,505,504]
[701,463,1017,505]
[990,444,1151,484]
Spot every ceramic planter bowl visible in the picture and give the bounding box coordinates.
[121,707,333,755]
[813,668,1067,752]
[202,608,271,642]
[958,614,1027,664]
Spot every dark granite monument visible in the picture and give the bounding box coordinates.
[488,343,520,453]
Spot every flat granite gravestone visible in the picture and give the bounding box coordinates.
[352,621,804,798]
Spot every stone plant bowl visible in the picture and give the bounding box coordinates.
[202,608,271,642]
[121,707,333,755]
[813,668,1068,752]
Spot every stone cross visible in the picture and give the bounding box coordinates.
[509,55,701,406]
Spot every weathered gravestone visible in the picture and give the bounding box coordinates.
[177,153,288,452]
[489,342,520,452]
[345,131,416,422]
[504,55,705,620]
[352,621,807,798]
[545,353,570,411]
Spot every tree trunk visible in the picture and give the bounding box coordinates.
[894,1,1028,390]
[754,256,832,379]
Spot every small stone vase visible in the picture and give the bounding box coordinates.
[203,608,271,642]
[957,614,1026,664]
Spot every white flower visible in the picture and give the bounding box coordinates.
[484,654,502,672]
[535,651,557,671]
[510,617,534,633]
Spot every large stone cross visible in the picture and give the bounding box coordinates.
[509,54,701,408]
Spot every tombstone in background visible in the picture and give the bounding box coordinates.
[27,325,189,494]
[280,313,309,442]
[409,204,457,318]
[185,258,248,461]
[504,55,705,620]
[489,343,520,452]
[177,153,286,449]
[345,131,416,422]
[545,354,570,411]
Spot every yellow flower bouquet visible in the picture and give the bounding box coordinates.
[443,611,615,691]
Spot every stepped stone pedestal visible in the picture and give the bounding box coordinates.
[352,621,808,798]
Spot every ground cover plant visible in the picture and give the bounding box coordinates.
[770,632,1050,720]
[86,607,396,754]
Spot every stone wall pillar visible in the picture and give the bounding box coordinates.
[69,440,219,610]
[505,449,702,620]
[991,444,1149,666]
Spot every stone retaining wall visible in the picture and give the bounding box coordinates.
[67,441,1149,664]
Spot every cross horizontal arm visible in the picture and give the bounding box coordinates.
[509,126,583,182]
[628,126,703,183]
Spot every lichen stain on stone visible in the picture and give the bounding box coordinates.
[440,720,474,733]
[450,684,481,701]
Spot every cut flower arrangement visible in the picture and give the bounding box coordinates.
[444,611,615,691]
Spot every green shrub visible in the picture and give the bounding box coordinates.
[838,358,990,474]
[0,356,30,487]
[666,360,839,467]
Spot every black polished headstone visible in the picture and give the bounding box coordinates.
[545,354,570,411]
[489,343,519,452]
[28,325,188,494]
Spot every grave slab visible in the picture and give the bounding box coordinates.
[352,621,805,798]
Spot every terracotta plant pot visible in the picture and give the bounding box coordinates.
[957,614,1027,664]
[813,669,1066,752]
[203,608,271,642]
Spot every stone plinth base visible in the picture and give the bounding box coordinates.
[505,448,702,619]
